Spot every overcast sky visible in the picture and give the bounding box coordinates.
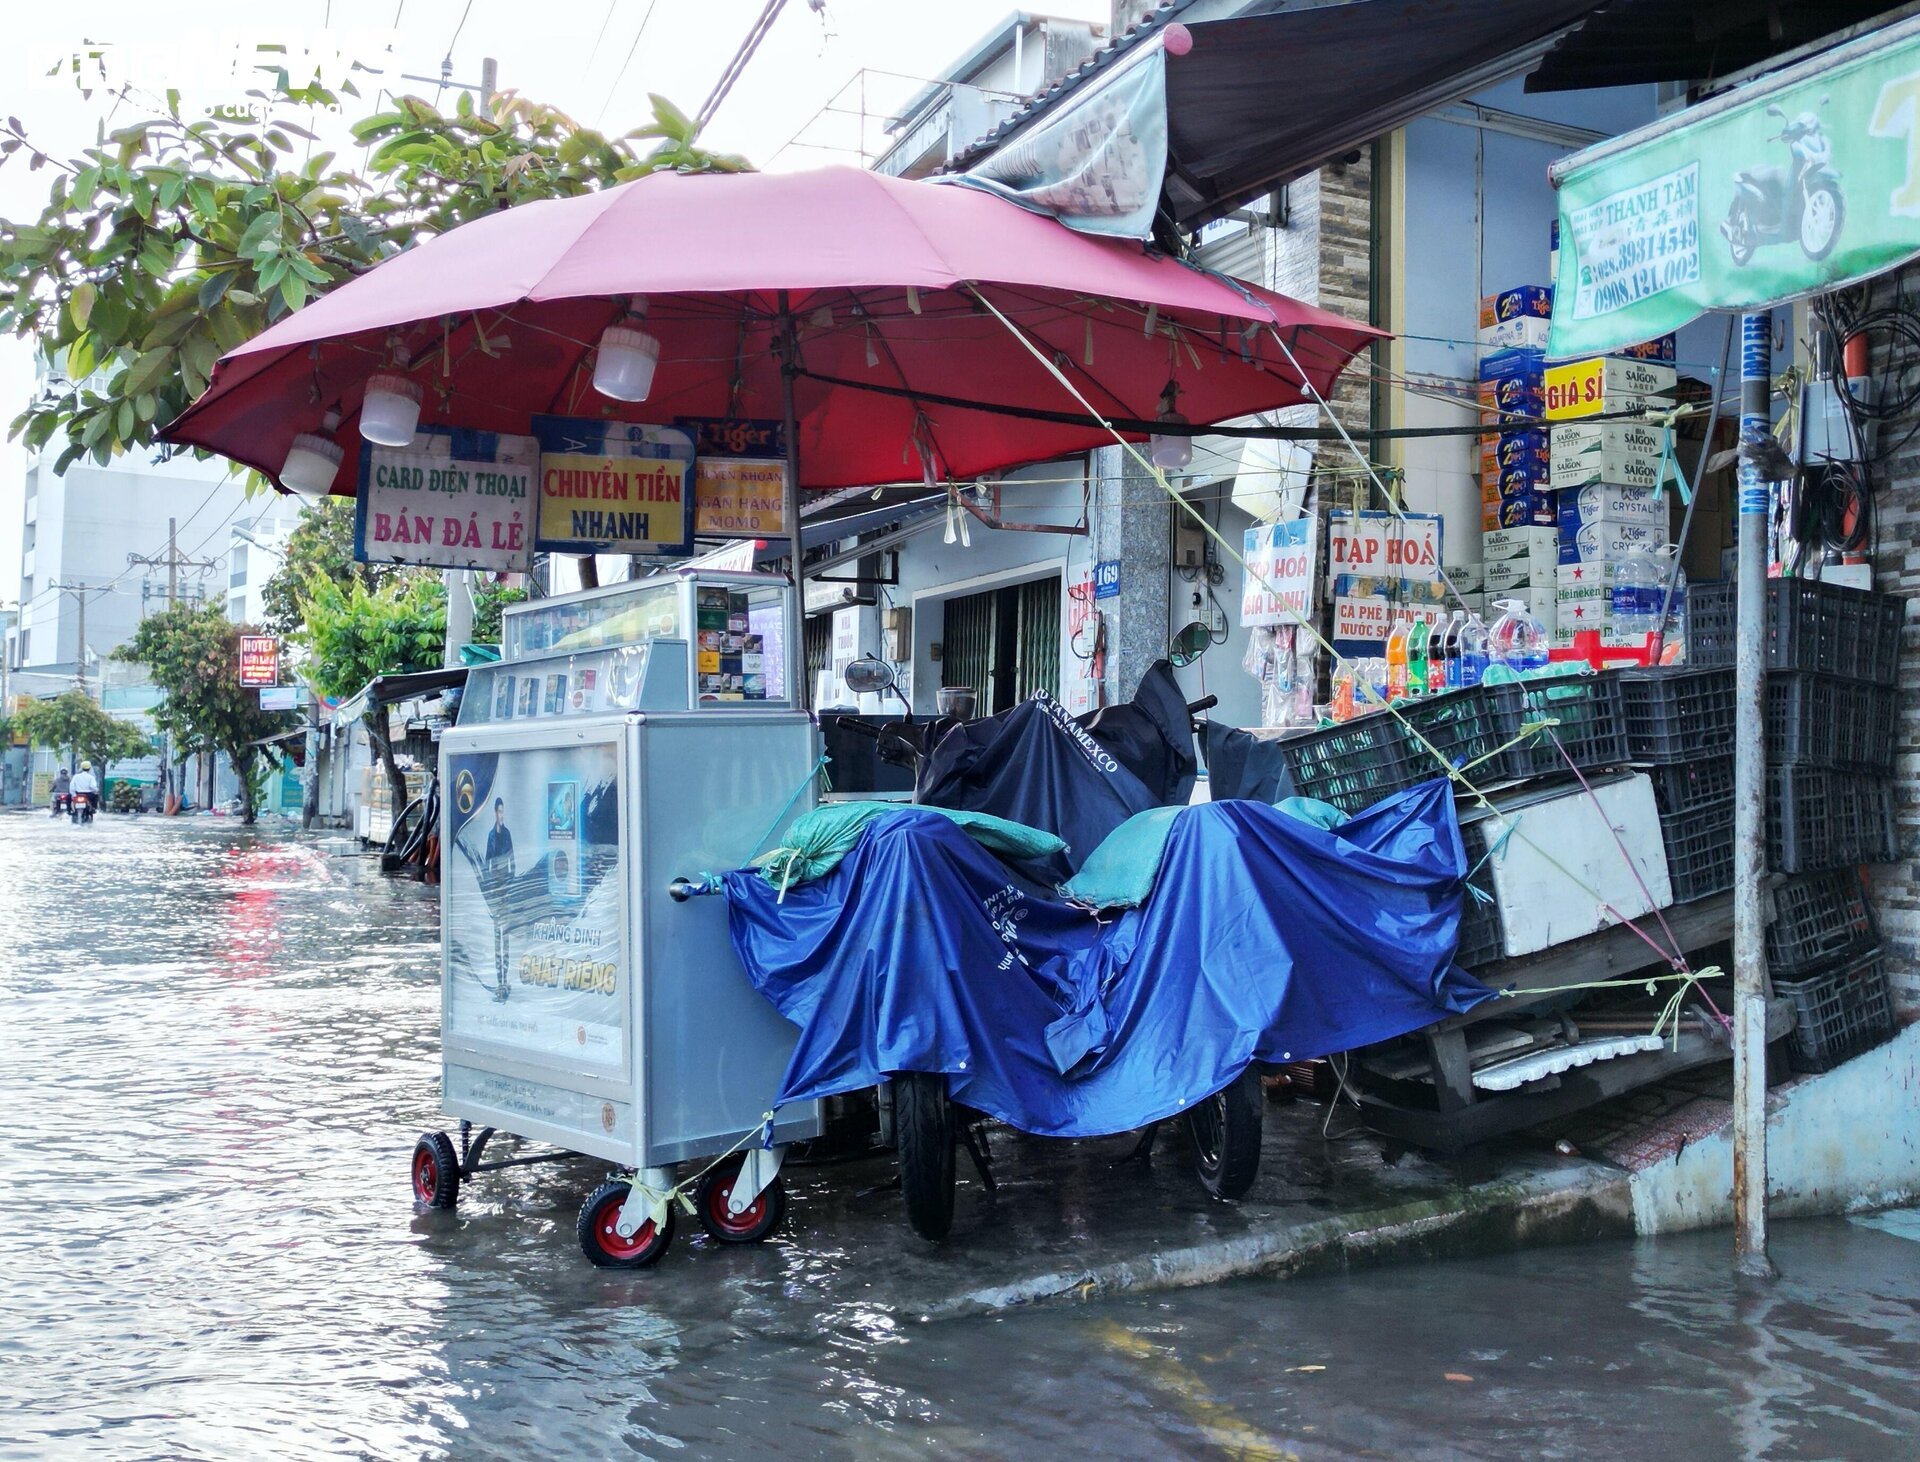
[0,0,1108,603]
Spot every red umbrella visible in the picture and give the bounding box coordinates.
[163,165,1379,492]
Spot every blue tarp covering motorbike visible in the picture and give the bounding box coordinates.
[725,780,1492,1138]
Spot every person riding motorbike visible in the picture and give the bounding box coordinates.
[70,762,100,822]
[49,767,71,818]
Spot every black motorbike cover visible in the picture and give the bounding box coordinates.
[914,662,1199,873]
[1201,719,1300,804]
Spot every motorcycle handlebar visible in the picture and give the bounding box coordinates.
[1185,695,1218,715]
[835,716,883,740]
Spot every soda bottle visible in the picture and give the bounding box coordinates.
[1331,662,1356,722]
[1436,610,1465,691]
[1385,615,1411,701]
[1459,614,1490,686]
[1407,614,1431,696]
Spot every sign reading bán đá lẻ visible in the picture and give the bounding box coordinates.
[354,426,536,572]
[531,416,696,557]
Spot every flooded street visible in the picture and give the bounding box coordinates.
[3,813,1918,1459]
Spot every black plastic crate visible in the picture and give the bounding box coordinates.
[1646,755,1735,816]
[1617,667,1737,764]
[1268,713,1413,815]
[1659,798,1735,902]
[1454,818,1505,970]
[1768,767,1899,872]
[1499,671,1632,780]
[1395,683,1521,788]
[1767,869,1879,977]
[1773,948,1895,1073]
[1687,579,1905,684]
[1765,673,1899,773]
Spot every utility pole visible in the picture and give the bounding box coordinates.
[126,520,220,609]
[48,581,108,696]
[1732,311,1776,1280]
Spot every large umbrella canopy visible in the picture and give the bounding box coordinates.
[161,165,1380,492]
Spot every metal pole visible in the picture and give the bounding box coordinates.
[1650,315,1736,660]
[167,517,178,605]
[1733,311,1775,1279]
[74,586,86,694]
[776,291,808,710]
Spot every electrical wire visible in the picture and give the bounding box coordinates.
[695,0,791,139]
[594,0,662,127]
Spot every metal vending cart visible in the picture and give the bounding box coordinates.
[411,569,823,1268]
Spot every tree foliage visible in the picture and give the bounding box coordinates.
[15,689,152,772]
[259,496,412,640]
[0,79,742,475]
[116,603,294,823]
[297,572,447,811]
[472,579,528,646]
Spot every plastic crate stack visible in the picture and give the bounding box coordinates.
[1616,666,1738,899]
[1689,578,1902,872]
[1766,870,1896,1072]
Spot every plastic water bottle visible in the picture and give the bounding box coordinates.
[1407,615,1431,696]
[1489,598,1549,674]
[1611,545,1661,647]
[1459,614,1490,686]
[1386,615,1411,701]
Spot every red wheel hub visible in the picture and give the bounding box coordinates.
[706,1173,767,1235]
[412,1148,440,1202]
[591,1197,659,1260]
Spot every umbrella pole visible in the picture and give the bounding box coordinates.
[777,293,808,710]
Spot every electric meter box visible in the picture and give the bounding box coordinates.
[439,570,822,1169]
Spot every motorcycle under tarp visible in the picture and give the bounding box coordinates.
[723,779,1492,1139]
[913,661,1199,875]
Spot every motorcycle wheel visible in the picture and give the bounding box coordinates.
[892,1072,956,1240]
[1800,183,1844,262]
[1725,204,1757,267]
[1186,1069,1263,1200]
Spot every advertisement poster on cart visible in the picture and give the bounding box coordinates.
[443,743,625,1069]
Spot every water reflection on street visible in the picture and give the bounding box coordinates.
[2,816,1916,1459]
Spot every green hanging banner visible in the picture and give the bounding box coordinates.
[1548,15,1920,360]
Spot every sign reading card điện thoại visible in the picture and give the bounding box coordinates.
[354,427,537,572]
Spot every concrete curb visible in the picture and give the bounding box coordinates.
[919,1161,1632,1322]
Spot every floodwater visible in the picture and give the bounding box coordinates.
[3,814,1917,1460]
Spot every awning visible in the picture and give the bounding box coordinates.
[1526,0,1909,93]
[950,0,1610,234]
[334,666,468,725]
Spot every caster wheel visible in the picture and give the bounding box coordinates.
[412,1131,460,1209]
[695,1158,787,1244]
[578,1180,675,1268]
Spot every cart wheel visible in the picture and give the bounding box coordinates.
[411,1131,461,1209]
[893,1072,956,1240]
[577,1181,675,1269]
[695,1158,788,1244]
[1186,1070,1263,1201]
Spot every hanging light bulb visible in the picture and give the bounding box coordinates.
[592,300,661,402]
[1149,380,1192,472]
[360,373,423,446]
[864,326,879,370]
[280,410,345,496]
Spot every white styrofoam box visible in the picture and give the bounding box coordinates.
[1473,773,1672,958]
[1557,483,1667,528]
[1481,525,1558,567]
[1549,420,1666,491]
[1484,557,1543,594]
[1559,519,1664,564]
[1822,561,1875,591]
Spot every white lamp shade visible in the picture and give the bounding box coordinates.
[593,324,662,402]
[360,373,423,446]
[1149,411,1193,471]
[280,431,344,496]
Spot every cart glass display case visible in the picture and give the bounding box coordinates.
[439,570,818,1178]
